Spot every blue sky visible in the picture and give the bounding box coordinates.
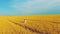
[0,0,60,15]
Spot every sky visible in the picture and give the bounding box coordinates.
[0,0,60,15]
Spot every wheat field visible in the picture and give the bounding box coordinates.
[0,14,60,34]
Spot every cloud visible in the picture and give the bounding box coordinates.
[11,0,60,15]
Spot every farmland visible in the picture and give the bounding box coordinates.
[0,14,60,34]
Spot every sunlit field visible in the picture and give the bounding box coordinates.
[0,14,60,34]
